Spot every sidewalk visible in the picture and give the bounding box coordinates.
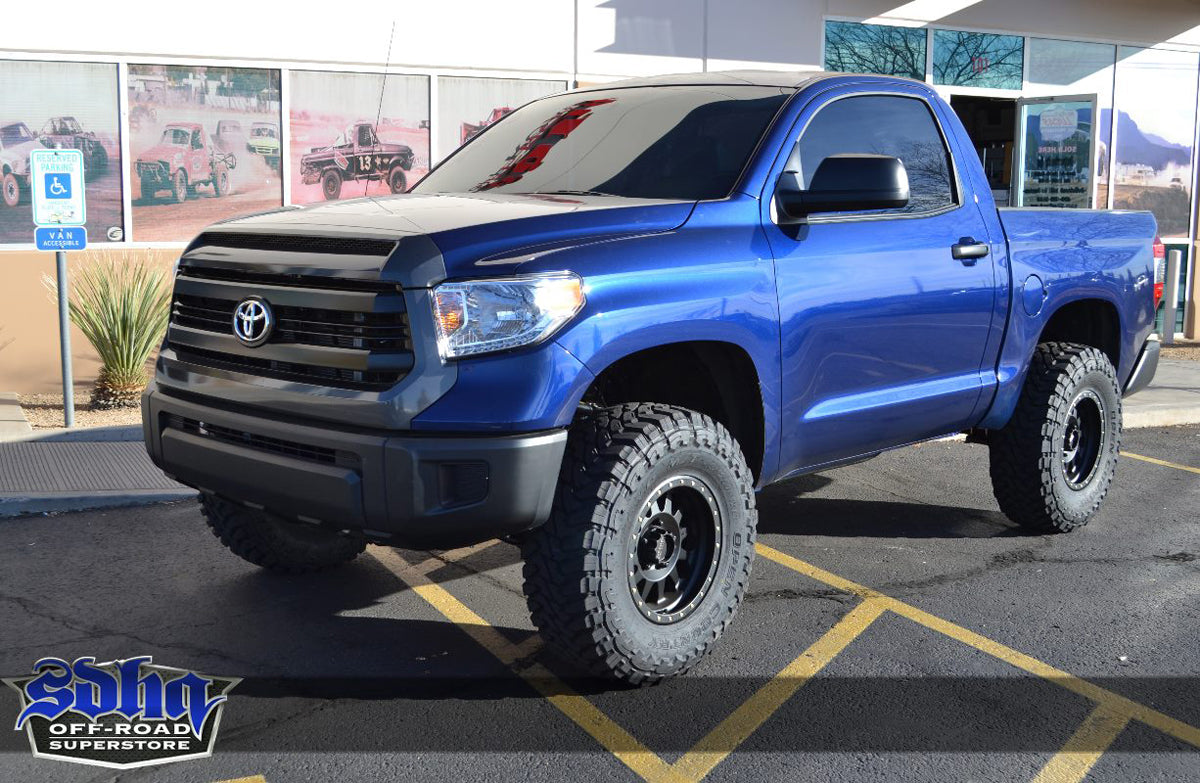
[1,360,1197,518]
[0,423,194,518]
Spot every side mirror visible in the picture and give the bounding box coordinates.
[776,154,909,219]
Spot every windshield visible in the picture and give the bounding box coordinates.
[1,123,34,146]
[161,127,191,145]
[414,86,789,200]
[252,126,277,138]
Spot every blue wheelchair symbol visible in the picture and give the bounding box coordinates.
[44,173,72,200]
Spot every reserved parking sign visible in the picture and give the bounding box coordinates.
[31,148,86,227]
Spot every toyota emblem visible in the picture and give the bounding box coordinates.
[232,298,273,347]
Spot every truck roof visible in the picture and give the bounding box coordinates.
[577,70,922,92]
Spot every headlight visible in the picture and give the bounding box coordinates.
[431,272,585,360]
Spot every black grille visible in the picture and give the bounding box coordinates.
[164,414,360,468]
[167,265,412,391]
[172,346,403,391]
[190,231,397,257]
[172,294,411,352]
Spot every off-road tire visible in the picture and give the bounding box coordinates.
[1,172,19,207]
[170,170,188,204]
[388,166,407,194]
[138,177,156,203]
[200,493,366,574]
[91,144,108,176]
[213,166,231,197]
[989,342,1122,533]
[521,403,757,685]
[322,168,343,200]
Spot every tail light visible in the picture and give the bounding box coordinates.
[1152,236,1165,307]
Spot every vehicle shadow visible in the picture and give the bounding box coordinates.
[755,473,1025,539]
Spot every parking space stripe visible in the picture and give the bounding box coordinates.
[673,597,888,781]
[369,547,688,783]
[756,543,1200,751]
[1121,451,1200,475]
[1031,704,1131,783]
[214,776,267,783]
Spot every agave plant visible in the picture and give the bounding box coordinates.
[44,250,172,409]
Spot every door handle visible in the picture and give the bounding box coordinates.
[951,238,990,264]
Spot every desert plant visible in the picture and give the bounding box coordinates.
[44,249,172,409]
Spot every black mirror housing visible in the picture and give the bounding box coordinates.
[777,154,910,219]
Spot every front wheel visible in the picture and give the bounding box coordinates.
[989,342,1122,533]
[1,172,19,207]
[321,168,343,200]
[200,493,366,573]
[213,166,231,197]
[521,403,757,684]
[170,170,188,204]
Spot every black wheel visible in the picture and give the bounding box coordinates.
[170,170,188,204]
[321,168,343,200]
[388,166,407,194]
[989,342,1122,533]
[91,144,108,176]
[521,403,757,684]
[200,493,366,574]
[138,177,156,203]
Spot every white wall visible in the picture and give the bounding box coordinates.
[3,1,1195,84]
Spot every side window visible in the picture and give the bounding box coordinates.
[795,95,956,215]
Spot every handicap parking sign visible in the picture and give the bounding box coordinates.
[44,173,72,199]
[31,149,85,227]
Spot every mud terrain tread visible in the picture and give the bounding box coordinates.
[989,342,1121,533]
[521,403,757,685]
[200,494,366,574]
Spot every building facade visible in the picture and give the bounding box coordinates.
[2,0,1198,392]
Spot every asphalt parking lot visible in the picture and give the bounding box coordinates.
[1,425,1197,782]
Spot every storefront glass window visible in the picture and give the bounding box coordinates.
[823,21,927,80]
[1026,39,1116,206]
[932,30,1024,90]
[1112,46,1199,239]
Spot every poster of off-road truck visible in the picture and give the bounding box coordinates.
[300,120,414,200]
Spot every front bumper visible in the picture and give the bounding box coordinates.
[1123,335,1160,397]
[143,388,567,548]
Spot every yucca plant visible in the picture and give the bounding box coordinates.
[44,250,172,409]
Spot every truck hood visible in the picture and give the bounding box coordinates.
[194,192,694,286]
[138,142,185,163]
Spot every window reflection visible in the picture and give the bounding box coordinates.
[933,30,1024,90]
[823,21,927,80]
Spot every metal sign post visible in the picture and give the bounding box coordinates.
[1162,249,1182,345]
[31,148,87,428]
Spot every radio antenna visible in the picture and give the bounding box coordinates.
[370,19,397,201]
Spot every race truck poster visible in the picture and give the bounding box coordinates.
[0,60,122,245]
[435,76,567,165]
[288,70,430,205]
[128,64,282,241]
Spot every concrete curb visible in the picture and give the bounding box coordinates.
[1124,408,1200,429]
[0,489,198,518]
[0,424,142,443]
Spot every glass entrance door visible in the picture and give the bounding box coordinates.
[1013,94,1098,209]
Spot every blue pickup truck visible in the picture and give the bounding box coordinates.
[143,71,1161,683]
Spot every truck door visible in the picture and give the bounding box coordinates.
[764,86,997,475]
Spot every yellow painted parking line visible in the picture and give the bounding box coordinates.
[1121,450,1200,476]
[1031,704,1131,783]
[371,547,687,783]
[756,543,1200,752]
[215,776,267,783]
[674,597,888,781]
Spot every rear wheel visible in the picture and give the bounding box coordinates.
[521,403,757,684]
[989,342,1122,533]
[388,166,407,194]
[91,144,108,175]
[200,493,366,574]
[321,168,343,200]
